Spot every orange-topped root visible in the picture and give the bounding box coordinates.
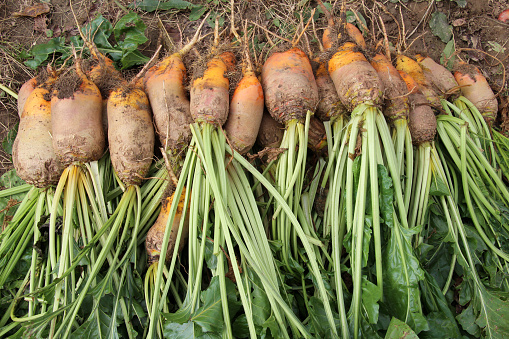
[454,62,498,126]
[328,42,383,110]
[13,72,63,187]
[262,47,318,123]
[370,54,409,121]
[51,60,105,166]
[190,51,236,126]
[224,69,264,154]
[146,187,190,265]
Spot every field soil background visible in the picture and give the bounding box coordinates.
[1,0,508,184]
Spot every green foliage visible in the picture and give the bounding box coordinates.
[429,11,452,43]
[163,276,241,337]
[2,123,18,156]
[23,13,149,70]
[384,317,419,339]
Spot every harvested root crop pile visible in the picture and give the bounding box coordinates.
[1,2,509,338]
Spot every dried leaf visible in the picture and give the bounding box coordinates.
[452,18,466,27]
[34,14,48,33]
[12,3,50,18]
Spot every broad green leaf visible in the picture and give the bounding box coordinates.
[456,301,481,336]
[120,50,150,69]
[378,165,394,229]
[288,255,305,274]
[2,123,17,155]
[381,166,428,336]
[429,174,449,196]
[362,216,373,267]
[192,277,225,333]
[82,15,114,50]
[163,298,194,324]
[130,0,197,12]
[360,313,383,338]
[382,222,428,334]
[361,278,382,324]
[248,270,270,329]
[72,302,119,338]
[206,12,225,28]
[232,315,249,338]
[189,6,207,21]
[345,10,368,34]
[429,11,452,43]
[307,296,340,337]
[385,317,419,339]
[0,168,26,189]
[204,239,217,270]
[419,272,462,339]
[114,12,148,46]
[163,321,195,338]
[24,37,66,69]
[474,289,509,339]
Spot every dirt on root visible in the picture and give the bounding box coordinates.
[1,0,509,180]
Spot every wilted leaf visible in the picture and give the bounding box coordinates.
[440,40,456,71]
[130,0,198,12]
[487,41,506,54]
[429,11,452,43]
[12,3,50,17]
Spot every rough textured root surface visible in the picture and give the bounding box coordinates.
[408,104,436,145]
[13,86,63,187]
[415,55,459,98]
[225,71,264,154]
[190,52,234,126]
[371,55,408,121]
[107,85,155,186]
[145,54,193,151]
[314,61,345,121]
[51,77,105,166]
[54,70,82,99]
[146,187,189,265]
[395,54,441,109]
[17,77,37,117]
[257,111,285,148]
[308,116,327,152]
[454,63,498,125]
[87,56,125,99]
[329,44,384,110]
[261,47,318,124]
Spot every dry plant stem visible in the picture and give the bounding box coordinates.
[249,21,291,44]
[132,45,162,85]
[157,18,176,52]
[0,84,18,99]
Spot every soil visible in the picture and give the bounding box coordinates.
[1,0,508,181]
